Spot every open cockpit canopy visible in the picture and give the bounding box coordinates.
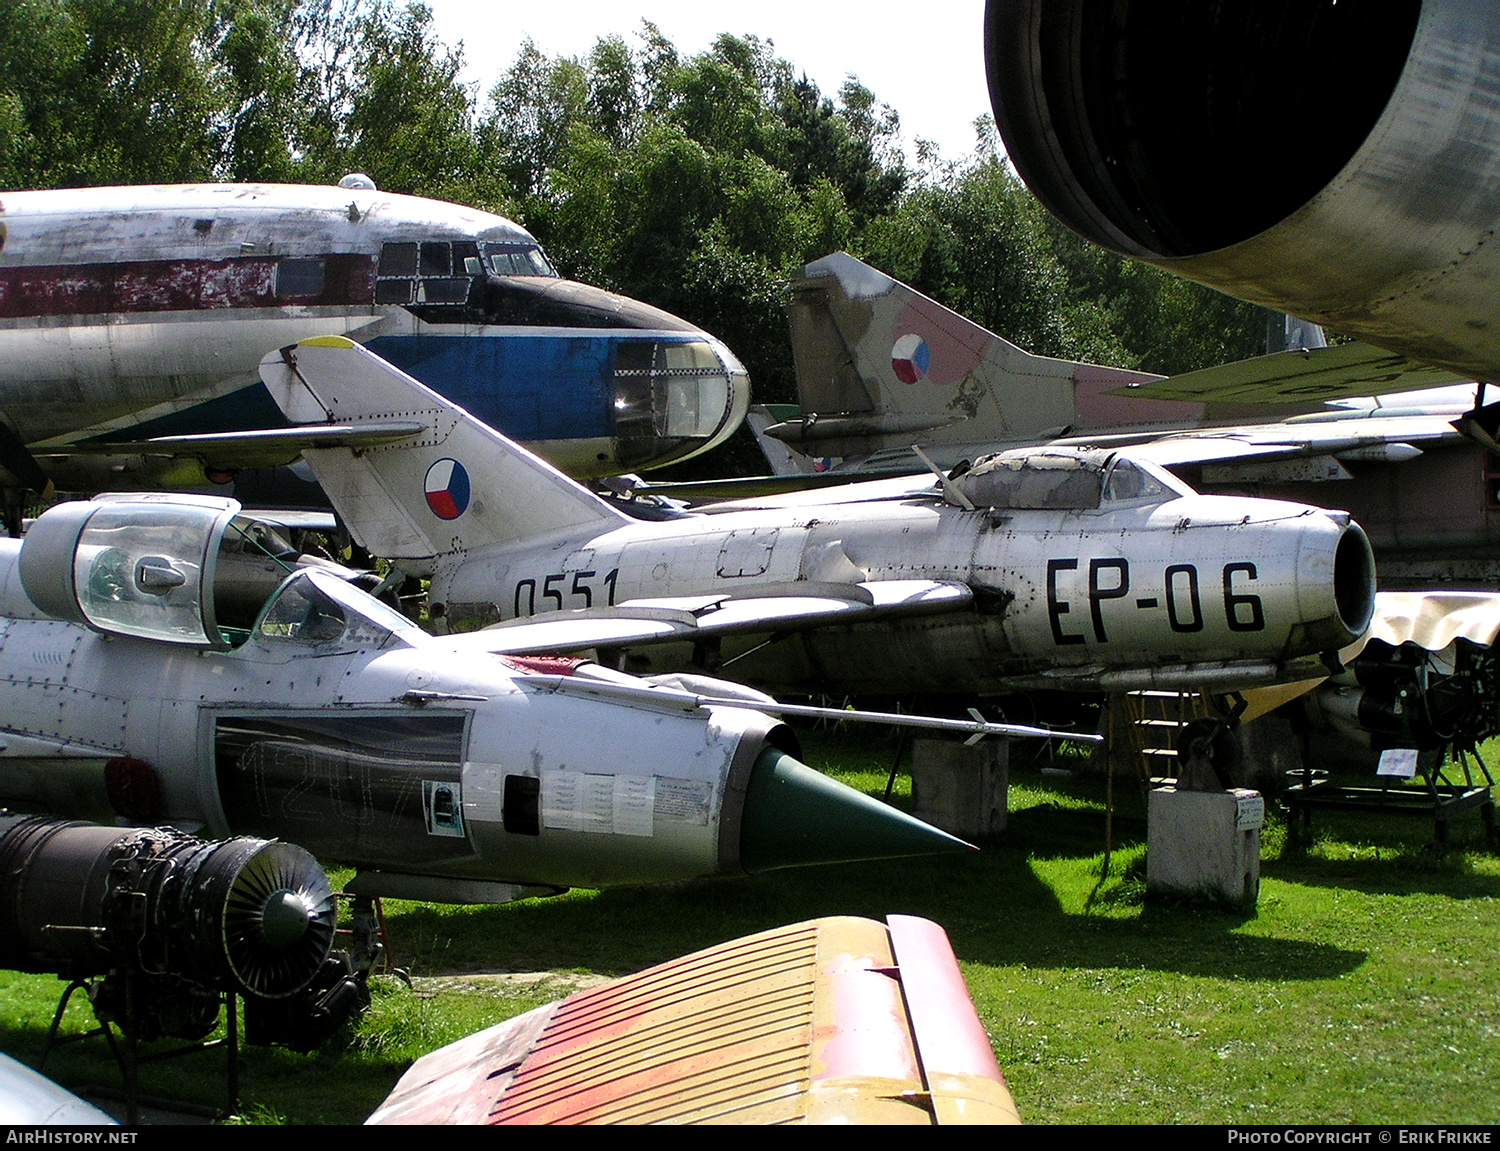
[18,495,421,651]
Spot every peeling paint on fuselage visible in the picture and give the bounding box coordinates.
[0,184,747,480]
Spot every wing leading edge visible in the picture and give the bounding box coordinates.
[435,579,973,657]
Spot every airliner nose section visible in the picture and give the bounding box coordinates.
[478,276,701,331]
[371,275,751,477]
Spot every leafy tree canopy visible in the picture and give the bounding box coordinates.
[0,1,1268,419]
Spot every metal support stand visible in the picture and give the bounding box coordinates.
[1283,742,1499,853]
[37,976,241,1122]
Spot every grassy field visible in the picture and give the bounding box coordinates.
[2,729,1497,1125]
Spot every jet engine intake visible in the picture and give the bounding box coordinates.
[1330,522,1377,647]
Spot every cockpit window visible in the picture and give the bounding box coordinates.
[945,449,1180,511]
[256,569,424,651]
[483,242,557,277]
[419,242,452,276]
[1101,457,1179,504]
[71,499,230,645]
[378,242,418,277]
[614,338,740,440]
[376,239,556,307]
[259,576,347,645]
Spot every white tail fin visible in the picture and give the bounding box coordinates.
[259,338,629,564]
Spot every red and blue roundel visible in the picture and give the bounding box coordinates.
[891,333,931,384]
[424,458,471,520]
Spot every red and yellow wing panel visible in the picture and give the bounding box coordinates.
[368,915,1019,1125]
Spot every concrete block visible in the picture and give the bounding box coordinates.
[911,737,1008,838]
[1146,787,1264,907]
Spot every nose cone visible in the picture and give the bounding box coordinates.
[482,277,751,471]
[739,748,972,873]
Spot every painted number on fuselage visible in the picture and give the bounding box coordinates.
[1047,558,1265,644]
[514,568,620,616]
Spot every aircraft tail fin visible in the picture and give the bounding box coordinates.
[777,252,1161,464]
[259,338,629,566]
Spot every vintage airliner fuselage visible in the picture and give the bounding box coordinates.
[0,182,749,494]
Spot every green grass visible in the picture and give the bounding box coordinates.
[3,726,1497,1124]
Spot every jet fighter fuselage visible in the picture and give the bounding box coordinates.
[445,460,1374,695]
[0,494,965,902]
[0,182,749,494]
[265,339,1378,697]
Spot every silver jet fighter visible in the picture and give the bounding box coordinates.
[0,494,970,904]
[261,338,1378,696]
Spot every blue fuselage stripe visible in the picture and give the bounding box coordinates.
[368,333,699,442]
[369,334,613,440]
[93,332,705,444]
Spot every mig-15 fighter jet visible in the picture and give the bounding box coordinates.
[259,338,1378,697]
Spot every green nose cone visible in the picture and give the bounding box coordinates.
[739,747,973,873]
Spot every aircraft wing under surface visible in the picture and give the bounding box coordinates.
[48,421,433,470]
[1110,342,1473,405]
[438,580,973,656]
[367,915,1020,1125]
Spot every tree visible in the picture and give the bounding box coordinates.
[0,0,225,187]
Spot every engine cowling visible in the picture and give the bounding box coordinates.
[985,0,1500,380]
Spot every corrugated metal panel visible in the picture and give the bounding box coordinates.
[370,915,1019,1125]
[490,922,824,1123]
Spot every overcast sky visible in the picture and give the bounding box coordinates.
[421,0,992,165]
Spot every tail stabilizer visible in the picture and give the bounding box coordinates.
[259,338,629,566]
[778,252,1164,463]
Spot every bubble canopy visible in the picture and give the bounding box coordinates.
[21,494,241,647]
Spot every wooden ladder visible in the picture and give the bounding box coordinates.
[1110,690,1214,797]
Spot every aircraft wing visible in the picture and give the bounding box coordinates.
[436,580,973,656]
[0,1054,117,1126]
[367,914,1019,1125]
[1113,411,1465,471]
[47,421,431,469]
[655,408,1467,503]
[1111,342,1472,405]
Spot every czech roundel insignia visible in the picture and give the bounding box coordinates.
[891,333,931,384]
[424,458,471,520]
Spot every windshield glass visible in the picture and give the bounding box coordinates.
[483,241,557,277]
[256,570,424,651]
[1100,457,1180,504]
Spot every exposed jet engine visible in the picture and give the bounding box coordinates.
[1297,592,1500,763]
[0,815,354,1047]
